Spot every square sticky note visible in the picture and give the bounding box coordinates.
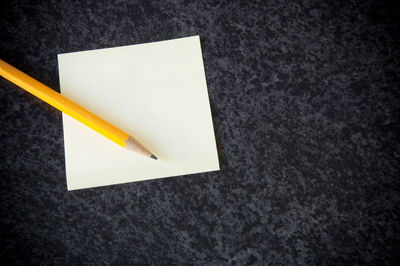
[58,36,220,190]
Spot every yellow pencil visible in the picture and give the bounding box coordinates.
[0,59,157,160]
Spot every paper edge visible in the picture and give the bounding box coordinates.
[67,167,221,191]
[58,35,200,57]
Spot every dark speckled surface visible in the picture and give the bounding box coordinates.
[1,0,400,264]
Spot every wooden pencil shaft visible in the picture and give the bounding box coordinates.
[0,59,153,157]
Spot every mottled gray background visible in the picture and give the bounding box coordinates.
[0,0,399,265]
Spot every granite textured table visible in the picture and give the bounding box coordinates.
[1,0,399,264]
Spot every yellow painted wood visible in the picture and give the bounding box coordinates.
[0,59,129,147]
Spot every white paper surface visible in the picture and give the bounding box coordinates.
[58,36,220,190]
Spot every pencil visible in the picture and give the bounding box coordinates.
[0,59,157,160]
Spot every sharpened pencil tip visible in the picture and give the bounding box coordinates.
[150,154,158,160]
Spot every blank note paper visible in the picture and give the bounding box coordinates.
[58,36,220,190]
